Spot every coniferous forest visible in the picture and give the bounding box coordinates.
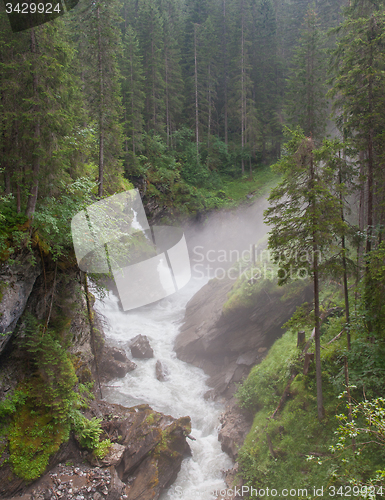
[1,0,346,219]
[2,0,385,497]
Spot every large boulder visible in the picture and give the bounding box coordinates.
[175,276,312,398]
[116,406,191,499]
[99,345,136,381]
[0,401,191,500]
[129,335,154,359]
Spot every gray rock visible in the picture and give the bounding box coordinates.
[99,444,125,467]
[99,345,136,382]
[129,335,154,359]
[155,360,169,381]
[0,251,41,354]
[175,276,313,398]
[106,467,124,500]
[218,398,253,461]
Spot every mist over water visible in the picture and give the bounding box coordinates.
[185,196,270,278]
[94,196,270,499]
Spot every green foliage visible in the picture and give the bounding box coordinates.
[264,128,348,285]
[237,338,343,499]
[328,397,385,496]
[0,389,28,427]
[32,177,97,260]
[236,329,299,411]
[285,7,327,141]
[8,407,70,482]
[73,414,103,449]
[0,196,29,260]
[341,339,385,399]
[362,242,385,338]
[23,314,78,421]
[93,438,112,459]
[69,410,111,458]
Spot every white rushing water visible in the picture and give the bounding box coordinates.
[94,276,233,500]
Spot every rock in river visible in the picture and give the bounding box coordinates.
[129,334,154,359]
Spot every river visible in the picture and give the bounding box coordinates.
[95,276,232,499]
[94,195,270,498]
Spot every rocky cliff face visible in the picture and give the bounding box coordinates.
[175,276,313,399]
[0,255,192,499]
[0,251,42,355]
[1,401,191,500]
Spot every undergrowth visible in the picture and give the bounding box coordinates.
[236,285,385,500]
[0,296,110,482]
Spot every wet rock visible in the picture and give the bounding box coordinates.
[1,402,191,500]
[99,345,136,382]
[107,466,125,500]
[155,360,169,381]
[0,250,42,354]
[218,398,253,461]
[89,443,126,468]
[129,335,154,359]
[116,405,191,489]
[175,276,312,398]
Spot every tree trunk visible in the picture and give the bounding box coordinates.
[165,48,170,148]
[366,19,374,256]
[97,5,104,198]
[25,27,40,219]
[310,146,324,420]
[240,0,245,175]
[223,0,228,145]
[194,23,199,160]
[130,44,135,156]
[207,63,211,161]
[339,161,351,350]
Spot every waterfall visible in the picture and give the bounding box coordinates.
[95,276,233,499]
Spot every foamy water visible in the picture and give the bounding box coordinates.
[94,277,232,499]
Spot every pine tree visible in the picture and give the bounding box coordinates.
[264,130,347,420]
[329,6,385,305]
[79,0,124,197]
[162,3,184,148]
[251,0,279,163]
[228,0,255,174]
[0,14,85,216]
[285,7,327,142]
[137,0,165,134]
[121,25,145,164]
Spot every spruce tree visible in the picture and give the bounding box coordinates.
[162,5,184,148]
[285,7,327,142]
[264,130,347,420]
[79,0,124,197]
[137,0,165,134]
[121,25,145,164]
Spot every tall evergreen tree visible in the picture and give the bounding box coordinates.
[0,15,85,216]
[121,25,145,164]
[137,0,165,134]
[162,5,184,148]
[329,7,385,251]
[251,0,279,163]
[285,7,327,142]
[80,0,124,197]
[264,130,347,420]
